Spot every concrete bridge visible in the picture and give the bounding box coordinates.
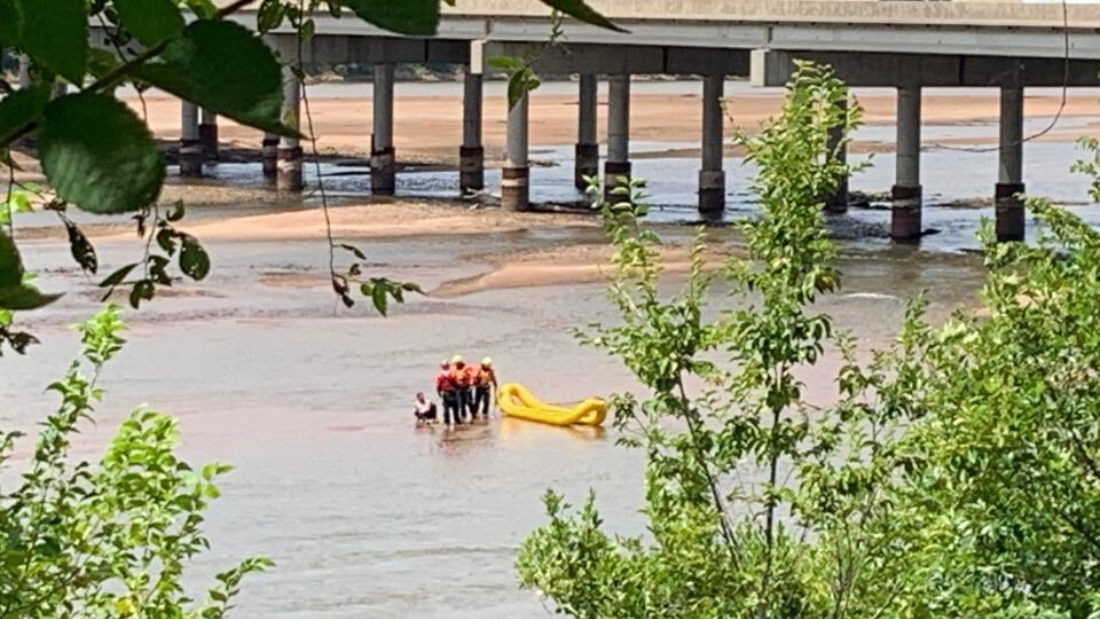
[178,1,1100,241]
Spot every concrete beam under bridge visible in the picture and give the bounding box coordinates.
[752,49,1100,88]
[483,42,750,77]
[264,34,470,65]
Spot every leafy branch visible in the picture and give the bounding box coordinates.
[0,307,273,618]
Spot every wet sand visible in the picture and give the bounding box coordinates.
[123,84,1100,165]
[177,203,599,242]
[430,242,746,298]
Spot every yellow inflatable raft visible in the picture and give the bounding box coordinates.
[497,383,608,427]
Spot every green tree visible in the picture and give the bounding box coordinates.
[518,62,910,619]
[0,306,273,618]
[516,61,1100,619]
[0,0,617,353]
[887,201,1100,617]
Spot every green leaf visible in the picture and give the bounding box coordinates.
[0,285,62,311]
[114,0,184,47]
[99,263,139,288]
[335,0,439,36]
[129,279,155,308]
[0,231,61,310]
[87,49,122,82]
[0,0,22,46]
[507,71,526,111]
[64,219,98,274]
[19,0,89,84]
[539,0,626,32]
[149,254,172,284]
[338,243,366,260]
[182,0,217,19]
[134,20,296,137]
[156,228,177,255]
[179,236,210,281]
[0,148,20,171]
[371,283,388,316]
[38,92,165,213]
[0,229,23,288]
[299,18,315,43]
[0,83,51,144]
[166,201,186,222]
[257,0,286,33]
[487,56,525,73]
[507,68,540,110]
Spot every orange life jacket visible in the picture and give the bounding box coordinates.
[474,365,495,388]
[449,365,472,388]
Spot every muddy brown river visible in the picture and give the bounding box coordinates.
[1,223,988,618]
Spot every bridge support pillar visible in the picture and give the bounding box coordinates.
[371,63,397,196]
[892,85,923,241]
[502,91,530,211]
[825,97,848,213]
[277,64,303,192]
[605,74,631,204]
[699,74,726,216]
[262,133,278,178]
[200,108,219,162]
[576,74,599,192]
[461,68,485,194]
[180,101,203,178]
[996,84,1025,242]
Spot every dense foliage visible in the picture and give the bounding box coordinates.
[0,0,615,353]
[0,306,272,618]
[517,62,1100,618]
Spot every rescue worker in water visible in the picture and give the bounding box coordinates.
[472,357,498,419]
[435,360,462,425]
[450,356,474,422]
[430,355,498,425]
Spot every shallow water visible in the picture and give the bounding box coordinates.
[2,225,985,618]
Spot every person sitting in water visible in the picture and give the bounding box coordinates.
[413,392,438,426]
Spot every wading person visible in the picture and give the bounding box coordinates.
[436,361,461,425]
[413,392,438,426]
[472,357,498,419]
[450,356,474,422]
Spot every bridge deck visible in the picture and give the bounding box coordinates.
[204,0,1100,59]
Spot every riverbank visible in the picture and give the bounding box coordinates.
[123,85,1100,167]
